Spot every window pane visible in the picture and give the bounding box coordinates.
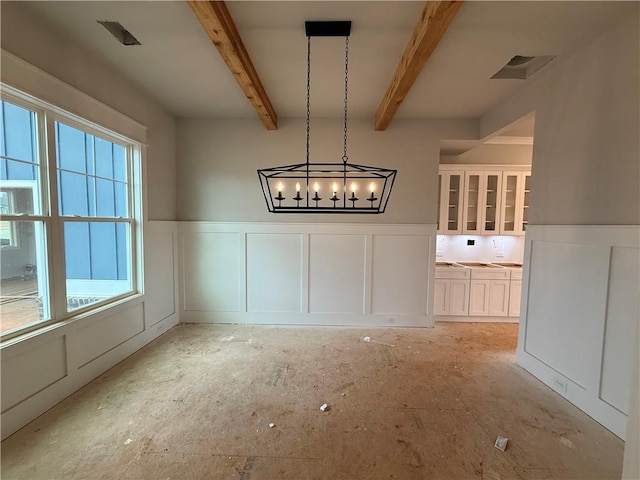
[95,137,114,179]
[59,171,90,216]
[56,121,129,218]
[0,221,50,334]
[57,122,88,174]
[1,101,38,164]
[96,178,115,217]
[114,182,127,217]
[1,157,37,181]
[0,184,37,216]
[113,144,126,182]
[64,221,131,312]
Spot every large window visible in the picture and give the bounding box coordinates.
[0,89,141,338]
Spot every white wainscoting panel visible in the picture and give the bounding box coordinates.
[1,221,180,440]
[371,235,429,315]
[524,241,610,389]
[247,233,303,313]
[178,223,436,327]
[1,335,67,412]
[145,228,177,327]
[309,234,366,314]
[71,303,145,368]
[182,231,241,312]
[517,225,639,439]
[600,247,640,414]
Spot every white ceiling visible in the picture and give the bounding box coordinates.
[19,1,634,124]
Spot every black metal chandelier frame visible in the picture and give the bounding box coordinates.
[257,20,397,214]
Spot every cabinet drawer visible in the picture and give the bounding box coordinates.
[469,268,510,280]
[435,267,471,279]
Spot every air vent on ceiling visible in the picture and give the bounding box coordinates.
[491,55,555,80]
[97,21,141,46]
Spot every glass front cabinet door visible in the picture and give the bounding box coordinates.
[463,171,502,235]
[499,171,531,235]
[437,171,464,234]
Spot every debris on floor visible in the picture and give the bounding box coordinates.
[494,436,509,451]
[268,423,275,428]
[320,403,329,412]
[362,336,395,347]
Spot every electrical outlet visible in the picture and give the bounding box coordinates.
[436,251,444,257]
[467,239,475,246]
[553,377,568,393]
[387,317,397,324]
[496,250,505,258]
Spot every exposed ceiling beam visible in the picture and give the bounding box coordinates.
[188,0,278,130]
[374,1,464,131]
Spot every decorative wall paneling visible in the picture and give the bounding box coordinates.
[178,222,436,328]
[517,225,639,439]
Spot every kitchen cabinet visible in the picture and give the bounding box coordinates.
[437,171,465,234]
[469,279,490,315]
[488,279,510,316]
[508,280,522,317]
[469,278,509,317]
[466,265,511,317]
[438,165,530,235]
[463,171,502,235]
[434,265,470,315]
[499,171,531,235]
[435,263,522,318]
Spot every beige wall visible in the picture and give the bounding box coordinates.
[176,117,467,224]
[481,12,639,226]
[0,2,177,221]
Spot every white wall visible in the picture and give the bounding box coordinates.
[479,12,639,440]
[0,2,177,221]
[176,117,476,224]
[179,222,436,328]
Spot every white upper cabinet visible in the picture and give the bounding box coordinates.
[439,165,530,236]
[499,171,531,235]
[437,171,465,234]
[462,171,502,235]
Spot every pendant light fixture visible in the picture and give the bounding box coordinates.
[257,21,397,214]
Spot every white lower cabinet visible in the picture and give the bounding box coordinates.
[469,279,490,316]
[434,267,471,316]
[436,265,520,318]
[488,279,510,316]
[433,279,450,315]
[508,280,522,317]
[450,279,470,315]
[469,278,508,316]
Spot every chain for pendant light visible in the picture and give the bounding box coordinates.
[342,36,349,163]
[306,36,311,166]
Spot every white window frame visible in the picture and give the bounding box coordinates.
[0,85,144,341]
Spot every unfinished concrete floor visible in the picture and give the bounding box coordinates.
[1,323,624,479]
